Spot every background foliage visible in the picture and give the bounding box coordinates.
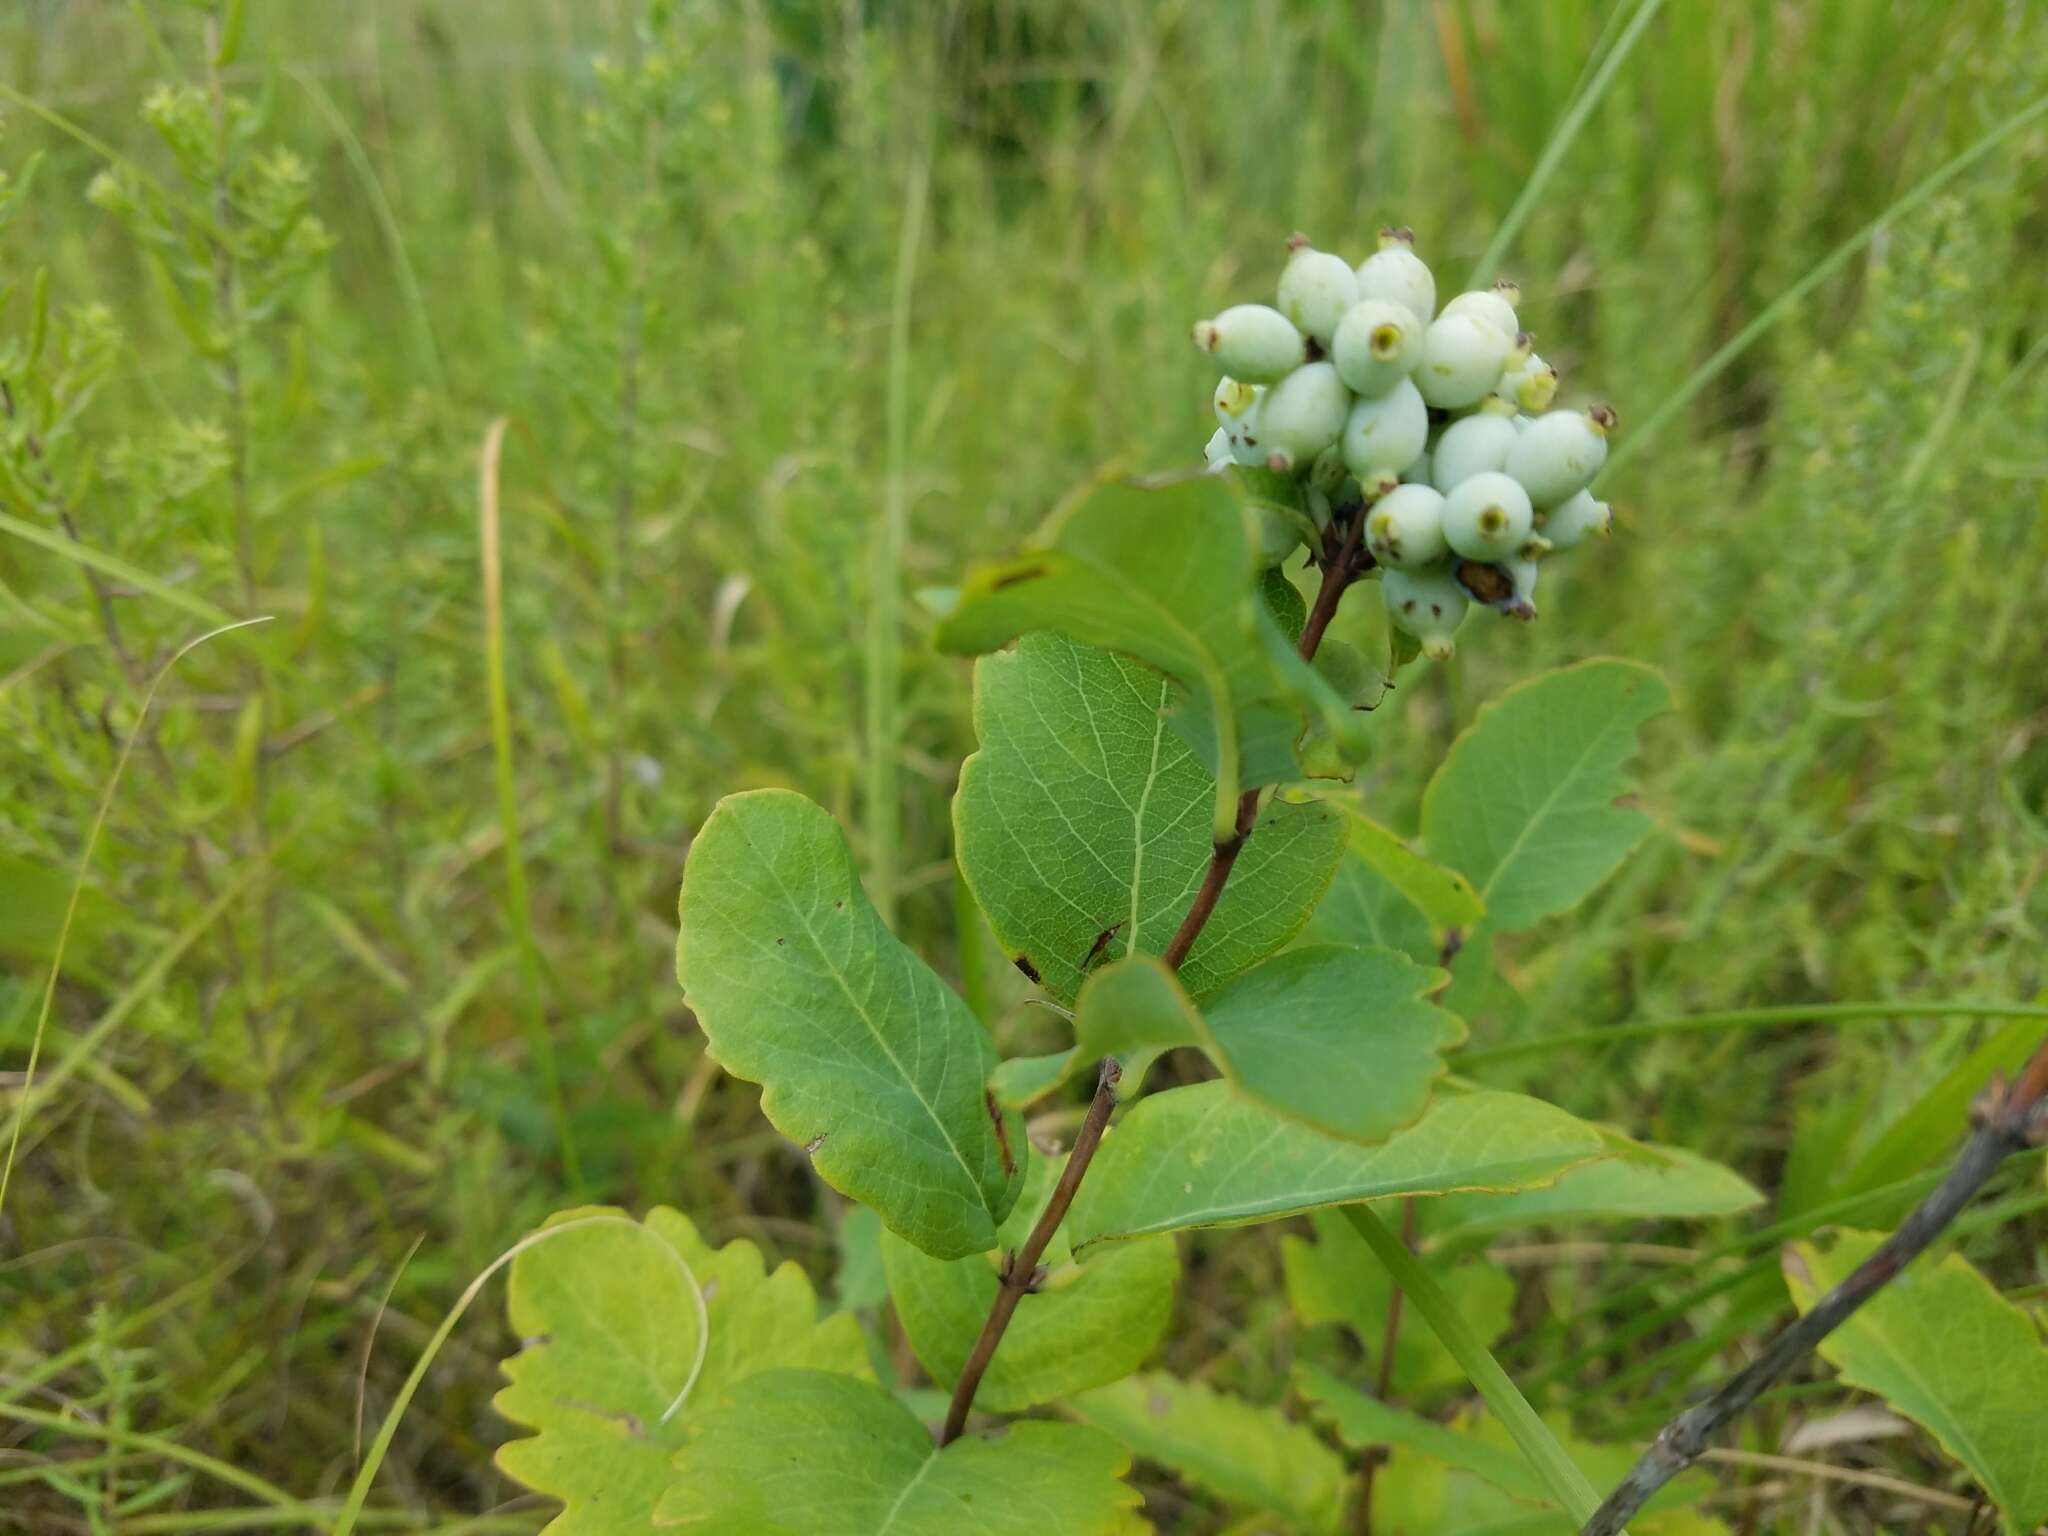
[2,0,2044,1530]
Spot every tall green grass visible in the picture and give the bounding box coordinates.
[2,0,2045,1529]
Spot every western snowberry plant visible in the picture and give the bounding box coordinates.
[486,230,2048,1536]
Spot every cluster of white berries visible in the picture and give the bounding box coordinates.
[1197,229,1616,660]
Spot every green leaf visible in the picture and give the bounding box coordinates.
[1067,1085,1606,1247]
[1420,659,1670,932]
[1200,943,1463,1144]
[677,790,1019,1260]
[833,1206,887,1311]
[998,946,1460,1145]
[1282,1209,1514,1397]
[1069,1371,1347,1535]
[1341,808,1486,931]
[1297,1364,1548,1503]
[954,632,1344,1005]
[654,1369,1139,1534]
[936,475,1298,839]
[1301,1371,1725,1534]
[1301,839,1437,963]
[1340,1205,1608,1527]
[1432,1133,1762,1236]
[881,1218,1176,1411]
[1784,1230,2048,1536]
[494,1207,867,1536]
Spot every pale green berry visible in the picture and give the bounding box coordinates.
[1442,278,1519,338]
[1257,361,1351,472]
[1228,395,1270,466]
[1331,299,1423,396]
[1213,375,1258,428]
[1430,411,1519,492]
[1277,235,1360,347]
[1441,469,1533,560]
[1192,304,1307,383]
[1364,483,1448,570]
[1204,426,1233,471]
[1502,351,1560,413]
[1541,487,1613,548]
[1339,376,1427,486]
[1251,505,1303,568]
[1382,567,1469,661]
[1416,312,1512,409]
[1355,227,1436,327]
[1502,330,1534,374]
[1504,403,1615,507]
[1401,447,1432,485]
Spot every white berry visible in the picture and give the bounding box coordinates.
[1382,567,1469,661]
[1501,351,1560,413]
[1364,483,1448,570]
[1331,300,1423,396]
[1430,410,1519,492]
[1504,404,1614,507]
[1354,227,1436,327]
[1277,236,1360,347]
[1192,304,1307,383]
[1441,469,1534,560]
[1541,487,1613,548]
[1339,376,1427,489]
[1213,375,1257,427]
[1416,312,1512,409]
[1257,361,1351,472]
[1443,279,1519,338]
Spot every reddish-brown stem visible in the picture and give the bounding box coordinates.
[938,505,1371,1445]
[939,1057,1122,1444]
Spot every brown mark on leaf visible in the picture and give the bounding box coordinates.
[804,1133,828,1155]
[1012,953,1042,984]
[986,1089,1017,1179]
[1080,921,1125,974]
[990,560,1053,592]
[1781,1245,1814,1289]
[563,1401,649,1438]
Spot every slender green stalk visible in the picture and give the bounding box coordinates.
[0,618,268,1224]
[1602,92,2048,479]
[1469,0,1671,287]
[478,418,581,1183]
[864,156,927,928]
[0,1401,302,1514]
[0,509,234,625]
[1455,1000,2048,1069]
[1344,1204,1616,1531]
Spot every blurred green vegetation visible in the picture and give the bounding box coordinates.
[1,0,2044,1530]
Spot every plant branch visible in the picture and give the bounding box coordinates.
[938,503,1370,1445]
[1579,1037,2048,1536]
[938,1054,1121,1444]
